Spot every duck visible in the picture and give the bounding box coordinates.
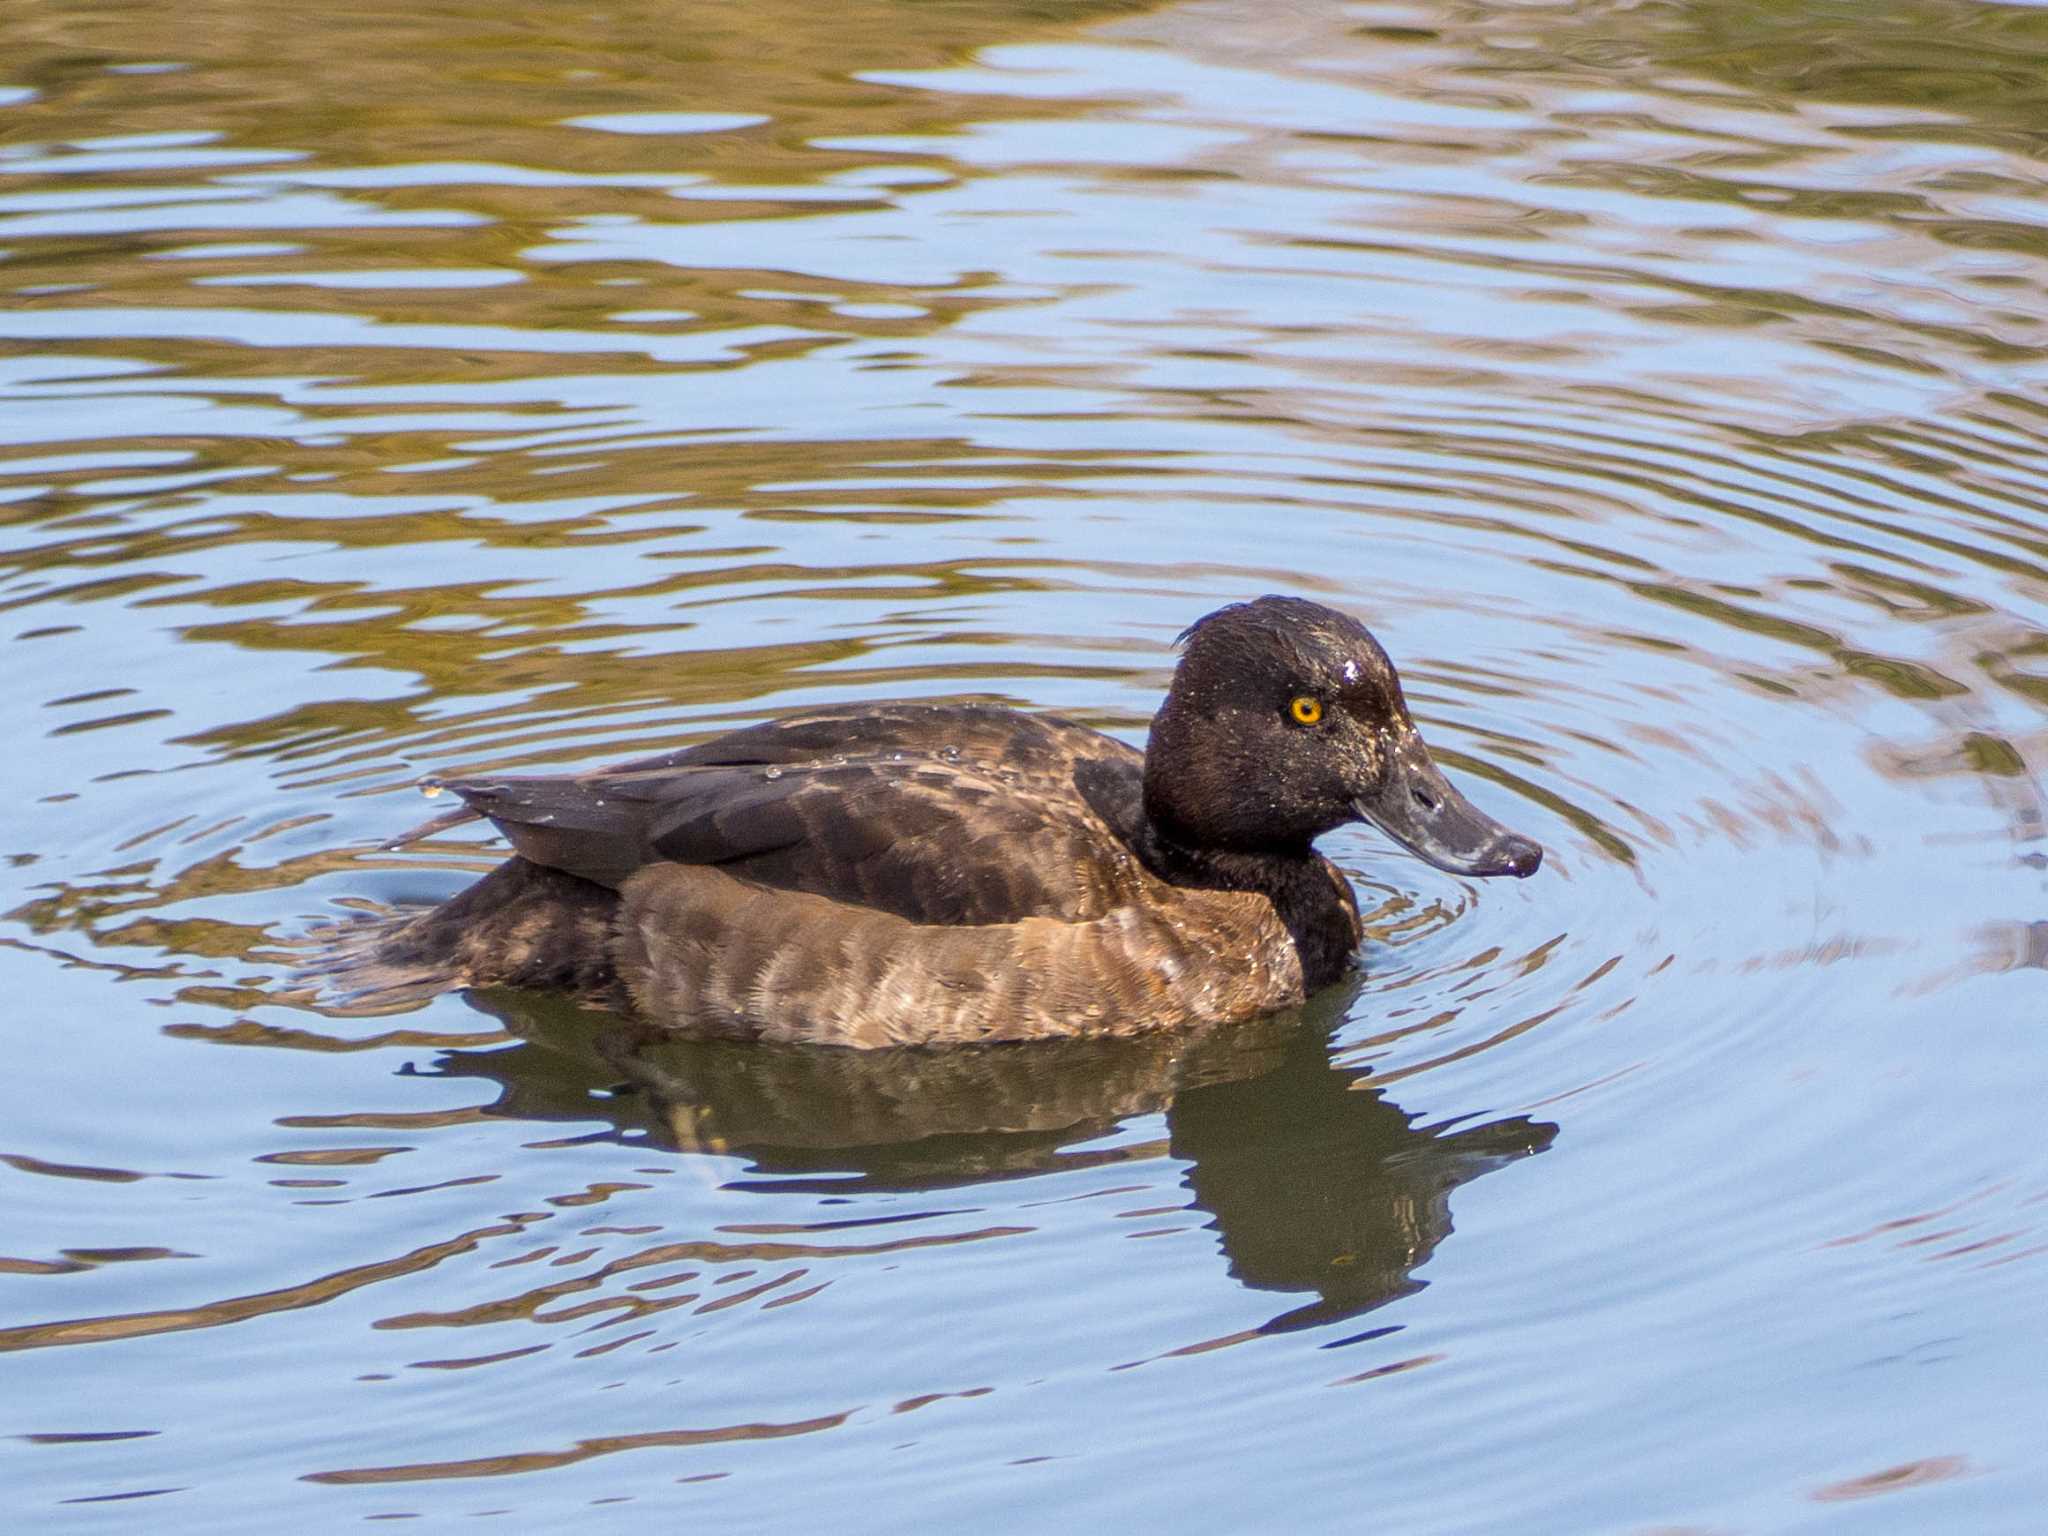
[340,595,1541,1045]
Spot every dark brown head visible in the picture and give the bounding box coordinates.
[1142,595,1542,877]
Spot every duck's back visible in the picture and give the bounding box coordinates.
[421,703,1153,927]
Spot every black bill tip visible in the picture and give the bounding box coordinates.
[1493,832,1543,879]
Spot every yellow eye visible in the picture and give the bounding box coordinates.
[1288,695,1324,726]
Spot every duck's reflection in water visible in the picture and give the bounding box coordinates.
[433,988,1556,1332]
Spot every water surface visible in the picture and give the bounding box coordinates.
[5,0,2048,1528]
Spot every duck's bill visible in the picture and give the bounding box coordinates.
[1351,749,1542,879]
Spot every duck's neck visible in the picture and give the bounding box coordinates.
[1137,820,1362,992]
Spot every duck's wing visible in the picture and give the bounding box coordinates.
[397,704,1149,926]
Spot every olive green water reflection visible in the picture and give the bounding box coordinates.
[6,0,2048,1528]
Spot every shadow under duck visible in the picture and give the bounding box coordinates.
[338,595,1541,1045]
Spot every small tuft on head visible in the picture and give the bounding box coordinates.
[1175,595,1378,668]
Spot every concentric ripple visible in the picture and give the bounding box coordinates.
[5,0,2048,1527]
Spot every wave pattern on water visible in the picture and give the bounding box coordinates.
[4,0,2048,1527]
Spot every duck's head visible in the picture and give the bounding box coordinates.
[1142,595,1542,878]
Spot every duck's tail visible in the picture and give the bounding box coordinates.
[296,858,625,1012]
[378,796,484,850]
